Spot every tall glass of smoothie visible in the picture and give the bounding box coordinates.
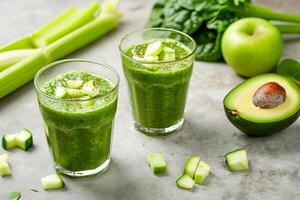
[34,59,119,177]
[119,28,196,136]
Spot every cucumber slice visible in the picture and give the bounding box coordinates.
[146,153,167,174]
[0,161,11,176]
[66,88,85,98]
[176,174,195,190]
[66,80,83,89]
[41,174,64,190]
[55,86,67,99]
[194,161,211,184]
[132,55,143,61]
[225,148,249,171]
[141,56,159,62]
[162,52,175,62]
[2,134,17,150]
[0,153,8,161]
[82,80,100,98]
[163,47,175,54]
[16,129,33,151]
[183,156,200,178]
[144,41,163,57]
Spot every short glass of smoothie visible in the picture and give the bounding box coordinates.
[119,28,196,136]
[34,59,119,177]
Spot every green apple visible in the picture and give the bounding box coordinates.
[221,17,283,77]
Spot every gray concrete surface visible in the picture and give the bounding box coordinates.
[0,0,299,199]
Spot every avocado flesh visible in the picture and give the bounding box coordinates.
[224,73,300,136]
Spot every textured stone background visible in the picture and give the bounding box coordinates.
[0,0,299,199]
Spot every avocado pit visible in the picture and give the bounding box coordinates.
[252,82,286,109]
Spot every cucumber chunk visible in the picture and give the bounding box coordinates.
[163,47,175,54]
[146,153,167,174]
[132,55,143,61]
[162,52,175,62]
[0,153,8,161]
[66,88,85,98]
[225,148,249,171]
[2,134,17,150]
[162,47,176,62]
[183,156,200,178]
[41,174,64,190]
[194,161,211,184]
[176,174,195,190]
[141,56,159,62]
[0,161,11,176]
[16,129,33,151]
[55,86,67,99]
[145,41,163,57]
[66,80,83,89]
[82,80,100,98]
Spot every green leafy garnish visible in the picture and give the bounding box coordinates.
[277,58,300,87]
[146,0,300,61]
[8,192,21,200]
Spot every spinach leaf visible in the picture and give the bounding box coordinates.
[146,0,240,61]
[277,58,300,87]
[146,0,300,61]
[8,192,21,200]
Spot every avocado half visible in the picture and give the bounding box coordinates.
[224,73,300,136]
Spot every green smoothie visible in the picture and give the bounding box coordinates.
[121,38,194,133]
[38,71,117,172]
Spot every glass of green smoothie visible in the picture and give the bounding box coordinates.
[34,59,119,177]
[119,28,196,136]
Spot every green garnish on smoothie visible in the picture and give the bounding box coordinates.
[122,38,194,133]
[39,71,117,172]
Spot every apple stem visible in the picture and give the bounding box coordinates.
[275,24,300,34]
[229,2,300,23]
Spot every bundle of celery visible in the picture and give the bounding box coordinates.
[0,0,121,99]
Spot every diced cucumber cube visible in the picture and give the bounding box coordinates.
[176,174,195,190]
[16,129,33,151]
[194,161,211,184]
[82,80,100,98]
[145,41,163,56]
[146,153,167,174]
[141,56,159,62]
[0,161,11,176]
[2,134,17,150]
[162,52,176,62]
[225,148,249,171]
[161,47,176,62]
[41,174,64,190]
[0,153,8,161]
[163,47,175,54]
[55,87,67,99]
[8,192,21,200]
[183,156,200,178]
[66,80,84,89]
[66,88,85,98]
[132,55,144,61]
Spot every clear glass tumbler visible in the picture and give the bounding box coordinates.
[119,28,196,136]
[34,59,119,177]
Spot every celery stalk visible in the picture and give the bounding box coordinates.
[0,0,121,99]
[0,51,48,98]
[276,24,300,34]
[46,15,118,61]
[0,36,35,53]
[32,2,100,47]
[0,49,38,72]
[32,7,78,39]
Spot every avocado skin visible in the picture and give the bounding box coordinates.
[224,107,300,136]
